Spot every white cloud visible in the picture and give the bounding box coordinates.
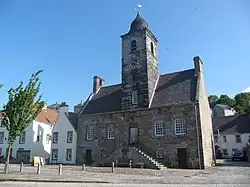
[243,87,250,93]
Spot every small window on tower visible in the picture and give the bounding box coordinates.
[131,40,137,52]
[150,42,154,56]
[131,90,138,105]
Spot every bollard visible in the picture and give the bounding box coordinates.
[37,164,41,174]
[82,164,85,171]
[20,162,24,172]
[111,162,115,173]
[129,160,132,168]
[58,164,62,176]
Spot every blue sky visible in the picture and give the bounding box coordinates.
[0,0,249,111]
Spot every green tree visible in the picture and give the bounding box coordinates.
[0,84,3,88]
[208,95,219,108]
[1,70,44,173]
[216,94,236,107]
[234,92,250,114]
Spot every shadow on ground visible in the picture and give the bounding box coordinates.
[216,159,250,167]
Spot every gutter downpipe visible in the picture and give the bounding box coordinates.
[193,102,202,169]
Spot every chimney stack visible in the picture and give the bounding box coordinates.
[93,76,105,94]
[193,56,203,76]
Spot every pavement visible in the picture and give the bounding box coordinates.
[0,160,250,186]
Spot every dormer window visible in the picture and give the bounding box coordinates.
[132,90,138,105]
[131,40,137,52]
[150,42,154,56]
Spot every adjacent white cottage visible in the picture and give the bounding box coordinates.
[0,108,58,163]
[213,113,250,158]
[50,102,77,164]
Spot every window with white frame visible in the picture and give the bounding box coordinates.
[0,132,4,144]
[154,120,165,136]
[131,90,138,105]
[223,136,227,143]
[156,149,164,159]
[19,132,26,144]
[53,132,58,143]
[46,134,51,144]
[174,119,186,135]
[86,125,94,140]
[235,135,241,143]
[67,131,73,143]
[107,124,115,139]
[52,149,58,160]
[66,148,72,161]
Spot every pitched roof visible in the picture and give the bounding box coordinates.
[35,108,58,125]
[81,69,197,115]
[67,112,78,130]
[212,114,250,134]
[150,69,197,107]
[214,104,233,110]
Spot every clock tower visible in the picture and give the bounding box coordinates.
[121,10,159,110]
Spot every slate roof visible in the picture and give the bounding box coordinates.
[215,104,233,110]
[67,112,78,130]
[81,69,197,115]
[212,114,250,134]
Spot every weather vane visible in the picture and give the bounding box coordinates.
[137,4,142,14]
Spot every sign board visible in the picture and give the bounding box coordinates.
[33,156,41,166]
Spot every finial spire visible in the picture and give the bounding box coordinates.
[137,4,142,14]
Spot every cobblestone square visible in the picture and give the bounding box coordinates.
[0,160,249,186]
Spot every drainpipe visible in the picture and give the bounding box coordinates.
[193,102,202,169]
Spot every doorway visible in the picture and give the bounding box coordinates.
[177,148,188,169]
[129,127,139,145]
[85,149,92,165]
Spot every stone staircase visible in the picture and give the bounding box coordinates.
[132,146,167,170]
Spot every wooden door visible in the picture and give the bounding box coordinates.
[177,148,188,169]
[85,149,92,165]
[129,127,139,145]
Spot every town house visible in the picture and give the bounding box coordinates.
[75,11,214,169]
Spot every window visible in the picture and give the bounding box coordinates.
[131,40,137,52]
[53,132,58,143]
[235,135,241,143]
[156,149,164,159]
[223,136,227,143]
[107,124,115,139]
[0,132,4,144]
[214,135,218,143]
[19,132,26,144]
[222,149,228,156]
[66,148,72,161]
[131,90,138,105]
[154,120,165,136]
[67,131,73,143]
[46,134,51,144]
[86,125,94,141]
[150,42,154,56]
[52,149,58,160]
[174,119,186,135]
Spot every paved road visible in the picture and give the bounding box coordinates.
[0,182,249,187]
[0,160,249,186]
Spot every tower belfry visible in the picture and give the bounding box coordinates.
[120,7,159,110]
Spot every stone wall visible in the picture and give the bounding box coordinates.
[121,29,159,110]
[77,104,202,169]
[194,56,214,169]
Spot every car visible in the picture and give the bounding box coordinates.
[231,150,244,161]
